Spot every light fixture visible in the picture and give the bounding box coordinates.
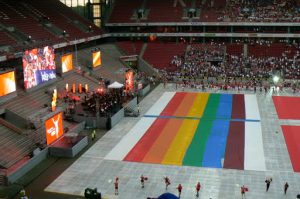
[273,75,280,84]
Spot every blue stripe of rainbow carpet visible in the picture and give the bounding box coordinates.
[143,115,260,122]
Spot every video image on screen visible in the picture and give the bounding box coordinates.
[125,70,134,91]
[92,51,101,68]
[22,46,56,89]
[0,71,16,97]
[62,54,73,73]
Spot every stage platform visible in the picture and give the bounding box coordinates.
[45,84,300,199]
[49,135,88,158]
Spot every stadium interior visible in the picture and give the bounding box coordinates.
[1,0,300,198]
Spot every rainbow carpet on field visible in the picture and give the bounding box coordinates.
[273,96,300,172]
[105,92,266,171]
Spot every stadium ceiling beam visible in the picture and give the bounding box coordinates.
[109,32,300,38]
[106,22,300,27]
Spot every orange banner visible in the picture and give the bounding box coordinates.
[0,71,16,97]
[92,51,101,67]
[45,112,64,145]
[62,54,73,73]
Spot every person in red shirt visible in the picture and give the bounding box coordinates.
[164,176,171,190]
[196,182,201,197]
[241,185,248,199]
[114,177,119,195]
[177,184,182,198]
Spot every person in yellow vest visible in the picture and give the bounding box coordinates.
[91,129,96,141]
[19,187,26,197]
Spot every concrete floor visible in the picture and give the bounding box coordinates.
[44,84,300,199]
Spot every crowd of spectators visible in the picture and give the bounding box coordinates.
[216,0,300,22]
[223,0,299,22]
[166,42,300,89]
[136,71,159,87]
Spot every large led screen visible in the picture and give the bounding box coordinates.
[23,46,56,89]
[0,71,16,97]
[125,70,134,91]
[92,51,101,68]
[45,112,64,145]
[62,54,73,73]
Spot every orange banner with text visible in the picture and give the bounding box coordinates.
[45,112,64,145]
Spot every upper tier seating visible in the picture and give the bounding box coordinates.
[219,0,300,22]
[0,31,16,46]
[146,0,184,22]
[117,41,144,55]
[0,0,102,50]
[54,0,102,35]
[0,1,57,42]
[248,43,298,58]
[109,0,300,23]
[28,0,90,40]
[143,42,187,71]
[226,43,243,56]
[109,0,143,23]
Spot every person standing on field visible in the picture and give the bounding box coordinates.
[195,182,201,197]
[284,182,289,195]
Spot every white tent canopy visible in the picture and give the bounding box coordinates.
[108,81,124,89]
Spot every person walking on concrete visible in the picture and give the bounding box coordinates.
[140,174,148,188]
[114,177,119,195]
[265,177,272,192]
[177,184,182,198]
[195,182,201,197]
[284,182,289,195]
[164,176,171,190]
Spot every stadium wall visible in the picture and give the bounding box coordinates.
[49,136,88,158]
[7,148,49,184]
